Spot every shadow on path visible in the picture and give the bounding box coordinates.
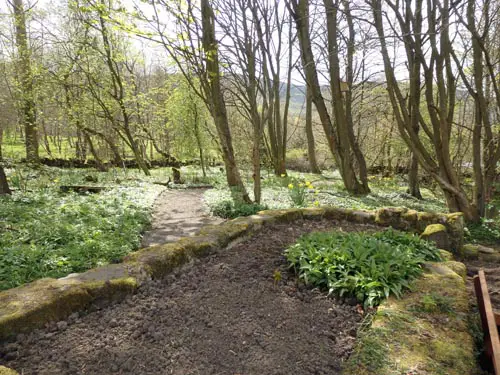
[141,189,224,247]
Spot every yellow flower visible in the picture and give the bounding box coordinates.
[299,183,304,188]
[305,181,311,186]
[288,183,294,189]
[280,174,286,178]
[313,200,320,207]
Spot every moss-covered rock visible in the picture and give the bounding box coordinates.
[256,209,303,224]
[299,207,325,220]
[323,207,352,221]
[421,224,450,250]
[375,207,409,229]
[347,210,376,224]
[459,244,480,260]
[344,261,478,375]
[442,261,467,281]
[444,213,465,252]
[0,366,19,375]
[439,249,454,261]
[124,242,191,279]
[0,275,136,340]
[197,221,252,247]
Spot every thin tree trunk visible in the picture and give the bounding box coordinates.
[201,0,250,203]
[83,131,107,172]
[305,84,320,173]
[12,0,38,163]
[0,165,10,195]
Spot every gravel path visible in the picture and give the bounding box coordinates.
[141,189,223,247]
[0,220,369,375]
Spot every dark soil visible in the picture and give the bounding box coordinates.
[465,257,500,313]
[0,220,377,375]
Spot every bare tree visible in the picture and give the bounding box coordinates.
[10,0,39,162]
[287,0,370,194]
[369,0,478,221]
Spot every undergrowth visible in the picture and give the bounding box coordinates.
[0,184,161,290]
[210,199,267,219]
[285,229,442,308]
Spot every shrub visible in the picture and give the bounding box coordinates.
[211,199,268,219]
[285,229,441,308]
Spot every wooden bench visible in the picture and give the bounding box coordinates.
[474,269,500,374]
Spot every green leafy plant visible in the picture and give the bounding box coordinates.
[285,229,441,308]
[287,180,313,207]
[0,184,160,290]
[466,219,500,245]
[211,199,268,219]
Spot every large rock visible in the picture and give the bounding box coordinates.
[0,366,19,375]
[421,224,450,250]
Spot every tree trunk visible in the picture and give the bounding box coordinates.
[305,84,321,174]
[12,0,38,163]
[0,165,10,195]
[408,153,422,199]
[83,131,107,172]
[201,0,250,203]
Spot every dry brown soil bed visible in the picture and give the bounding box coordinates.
[0,220,376,375]
[465,256,500,313]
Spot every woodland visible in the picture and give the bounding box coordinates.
[1,2,500,374]
[0,0,499,296]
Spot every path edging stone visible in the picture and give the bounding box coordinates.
[0,206,464,343]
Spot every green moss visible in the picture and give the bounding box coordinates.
[0,366,19,375]
[256,209,303,223]
[0,278,92,340]
[197,222,252,247]
[344,262,479,375]
[421,223,447,236]
[439,249,454,261]
[443,261,467,281]
[460,244,480,260]
[124,243,190,279]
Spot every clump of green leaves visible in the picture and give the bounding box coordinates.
[210,199,268,219]
[285,229,441,308]
[466,219,500,245]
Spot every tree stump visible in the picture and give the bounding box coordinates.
[172,168,182,184]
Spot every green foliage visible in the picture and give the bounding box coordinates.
[466,219,500,245]
[414,293,455,314]
[0,182,160,290]
[210,199,267,219]
[204,171,447,214]
[285,229,441,308]
[287,180,314,207]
